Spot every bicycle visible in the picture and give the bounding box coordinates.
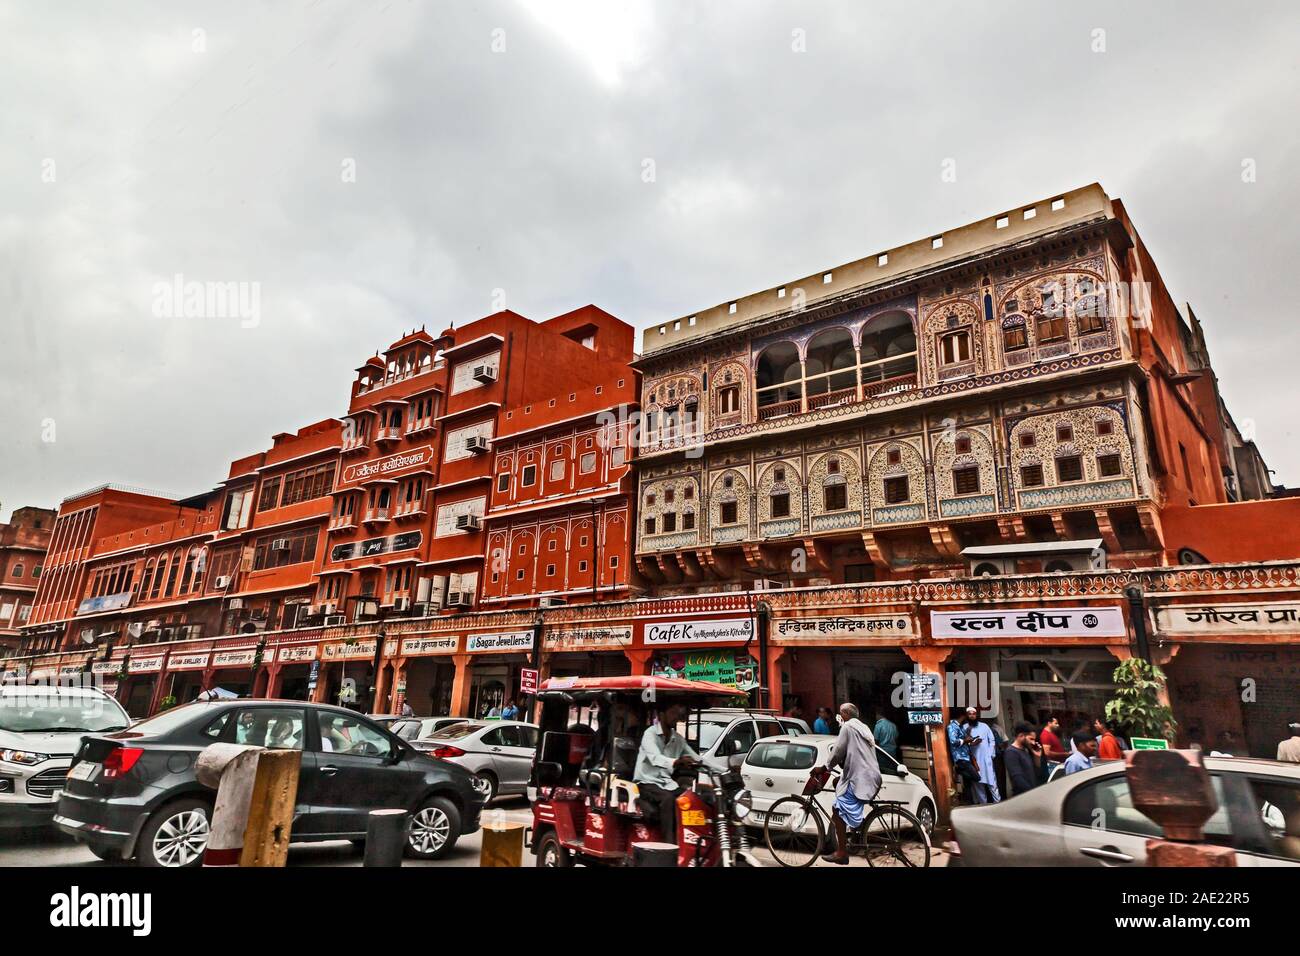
[761,766,931,868]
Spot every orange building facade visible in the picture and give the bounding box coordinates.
[6,185,1298,822]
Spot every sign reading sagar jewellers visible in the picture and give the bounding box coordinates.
[466,632,535,653]
[645,618,754,645]
[930,606,1126,639]
[340,445,435,487]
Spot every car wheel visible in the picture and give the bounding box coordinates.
[916,799,936,836]
[406,796,461,860]
[137,798,211,868]
[476,771,498,803]
[536,831,572,868]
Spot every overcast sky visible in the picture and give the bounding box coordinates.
[3,0,1298,521]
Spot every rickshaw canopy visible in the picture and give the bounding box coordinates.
[535,674,745,702]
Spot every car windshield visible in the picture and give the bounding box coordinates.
[683,717,731,752]
[425,721,483,740]
[0,689,130,733]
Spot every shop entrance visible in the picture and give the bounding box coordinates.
[549,652,631,681]
[469,663,510,718]
[274,664,314,701]
[403,658,456,716]
[990,649,1119,734]
[832,650,914,743]
[121,677,157,718]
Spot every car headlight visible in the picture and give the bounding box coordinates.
[1,749,50,767]
[732,788,753,820]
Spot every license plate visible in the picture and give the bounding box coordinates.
[67,761,97,782]
[680,810,707,827]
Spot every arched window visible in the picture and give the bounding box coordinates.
[805,328,856,397]
[1044,560,1072,573]
[755,342,802,409]
[1002,315,1028,352]
[973,562,1000,577]
[859,311,917,387]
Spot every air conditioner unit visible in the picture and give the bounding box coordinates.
[394,597,411,612]
[214,575,231,590]
[464,435,490,454]
[455,513,482,532]
[538,596,567,608]
[228,597,245,610]
[752,579,786,591]
[271,538,289,551]
[303,604,318,617]
[323,614,346,626]
[445,592,471,608]
[127,622,144,639]
[320,601,337,615]
[472,363,497,384]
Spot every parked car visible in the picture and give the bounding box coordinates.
[950,756,1300,867]
[383,716,466,742]
[55,699,489,867]
[682,708,810,773]
[1,684,131,828]
[741,734,937,835]
[410,720,538,802]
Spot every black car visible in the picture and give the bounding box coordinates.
[54,699,489,867]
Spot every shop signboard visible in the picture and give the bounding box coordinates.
[128,657,164,674]
[644,618,753,646]
[465,631,534,654]
[651,650,758,692]
[1153,602,1300,636]
[400,636,459,656]
[168,652,211,671]
[212,649,258,668]
[544,625,632,651]
[906,672,942,709]
[278,645,318,663]
[930,607,1125,639]
[773,615,915,641]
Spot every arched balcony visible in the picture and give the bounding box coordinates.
[805,328,858,409]
[756,342,803,420]
[858,311,918,397]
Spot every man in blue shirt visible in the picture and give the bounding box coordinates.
[1061,731,1097,775]
[873,713,900,760]
[813,707,834,735]
[635,702,700,845]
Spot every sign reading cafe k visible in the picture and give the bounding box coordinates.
[645,618,754,645]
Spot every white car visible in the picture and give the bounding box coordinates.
[383,715,466,742]
[411,720,539,802]
[0,684,131,828]
[951,756,1300,867]
[682,709,810,774]
[741,734,937,835]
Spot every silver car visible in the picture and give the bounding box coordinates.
[412,720,538,802]
[951,756,1300,867]
[384,716,466,742]
[1,684,131,828]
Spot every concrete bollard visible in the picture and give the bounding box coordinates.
[479,810,525,867]
[1127,749,1237,867]
[239,749,302,867]
[363,809,408,867]
[196,744,263,867]
[197,743,302,867]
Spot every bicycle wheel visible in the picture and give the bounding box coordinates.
[860,804,931,868]
[763,796,824,868]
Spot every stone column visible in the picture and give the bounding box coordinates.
[623,647,654,676]
[904,645,956,827]
[449,653,473,717]
[765,645,788,713]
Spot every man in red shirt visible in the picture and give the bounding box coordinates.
[1039,715,1069,763]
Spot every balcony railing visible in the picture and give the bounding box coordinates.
[362,508,390,524]
[757,398,801,421]
[862,372,917,398]
[807,386,858,410]
[375,427,401,443]
[328,514,357,532]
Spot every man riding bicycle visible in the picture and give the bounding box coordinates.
[813,702,882,865]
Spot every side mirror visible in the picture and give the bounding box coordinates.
[895,766,909,778]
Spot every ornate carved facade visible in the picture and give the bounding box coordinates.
[632,185,1238,588]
